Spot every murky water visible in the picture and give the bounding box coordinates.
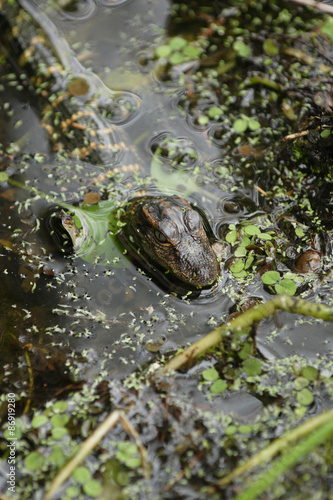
[0,0,332,407]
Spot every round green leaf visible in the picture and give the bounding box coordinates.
[243,358,262,376]
[83,479,103,497]
[66,486,81,498]
[202,367,219,381]
[31,415,48,428]
[261,271,280,285]
[275,278,297,296]
[208,106,223,119]
[155,45,172,58]
[233,40,250,58]
[24,452,44,471]
[297,388,314,406]
[53,401,68,412]
[263,38,279,56]
[226,230,237,243]
[302,366,319,381]
[0,171,9,182]
[169,52,186,65]
[233,118,248,132]
[294,377,309,390]
[169,36,187,50]
[51,427,68,440]
[210,379,228,394]
[51,414,69,428]
[248,118,261,131]
[73,466,92,484]
[234,246,247,257]
[244,225,261,236]
[230,259,245,273]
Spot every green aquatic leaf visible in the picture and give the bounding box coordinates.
[202,367,219,381]
[275,278,297,296]
[261,271,280,285]
[60,200,128,269]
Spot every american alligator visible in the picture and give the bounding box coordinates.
[0,0,220,290]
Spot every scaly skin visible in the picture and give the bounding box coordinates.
[118,195,219,288]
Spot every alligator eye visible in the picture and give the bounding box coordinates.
[154,229,168,243]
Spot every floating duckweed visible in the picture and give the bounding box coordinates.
[66,486,81,498]
[243,358,262,376]
[261,271,280,285]
[116,442,141,468]
[297,388,314,406]
[226,230,238,243]
[210,379,228,394]
[294,377,309,390]
[263,38,279,56]
[73,466,92,483]
[24,452,44,471]
[83,479,103,497]
[50,413,70,428]
[302,366,319,381]
[202,367,219,381]
[53,401,68,412]
[31,414,48,429]
[233,40,250,58]
[51,427,68,440]
[244,224,261,236]
[275,278,297,296]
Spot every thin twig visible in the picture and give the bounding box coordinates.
[291,0,333,14]
[43,409,149,500]
[163,296,333,373]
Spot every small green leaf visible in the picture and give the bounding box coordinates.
[51,427,68,440]
[321,129,331,138]
[258,232,272,240]
[202,367,219,381]
[73,466,92,484]
[230,259,245,273]
[66,486,81,498]
[0,172,9,182]
[233,40,250,58]
[234,246,247,257]
[294,377,309,390]
[321,16,333,41]
[83,479,103,497]
[263,38,279,56]
[31,415,48,428]
[169,36,187,50]
[24,452,44,471]
[295,227,305,237]
[244,225,261,236]
[226,230,238,243]
[169,52,186,65]
[51,414,69,428]
[155,45,172,58]
[53,401,68,412]
[210,379,228,394]
[197,115,209,126]
[208,106,223,119]
[275,278,297,296]
[233,118,248,132]
[297,388,314,406]
[261,271,280,285]
[248,118,261,131]
[183,45,202,58]
[243,358,262,376]
[302,366,319,381]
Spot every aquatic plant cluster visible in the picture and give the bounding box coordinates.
[0,0,333,499]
